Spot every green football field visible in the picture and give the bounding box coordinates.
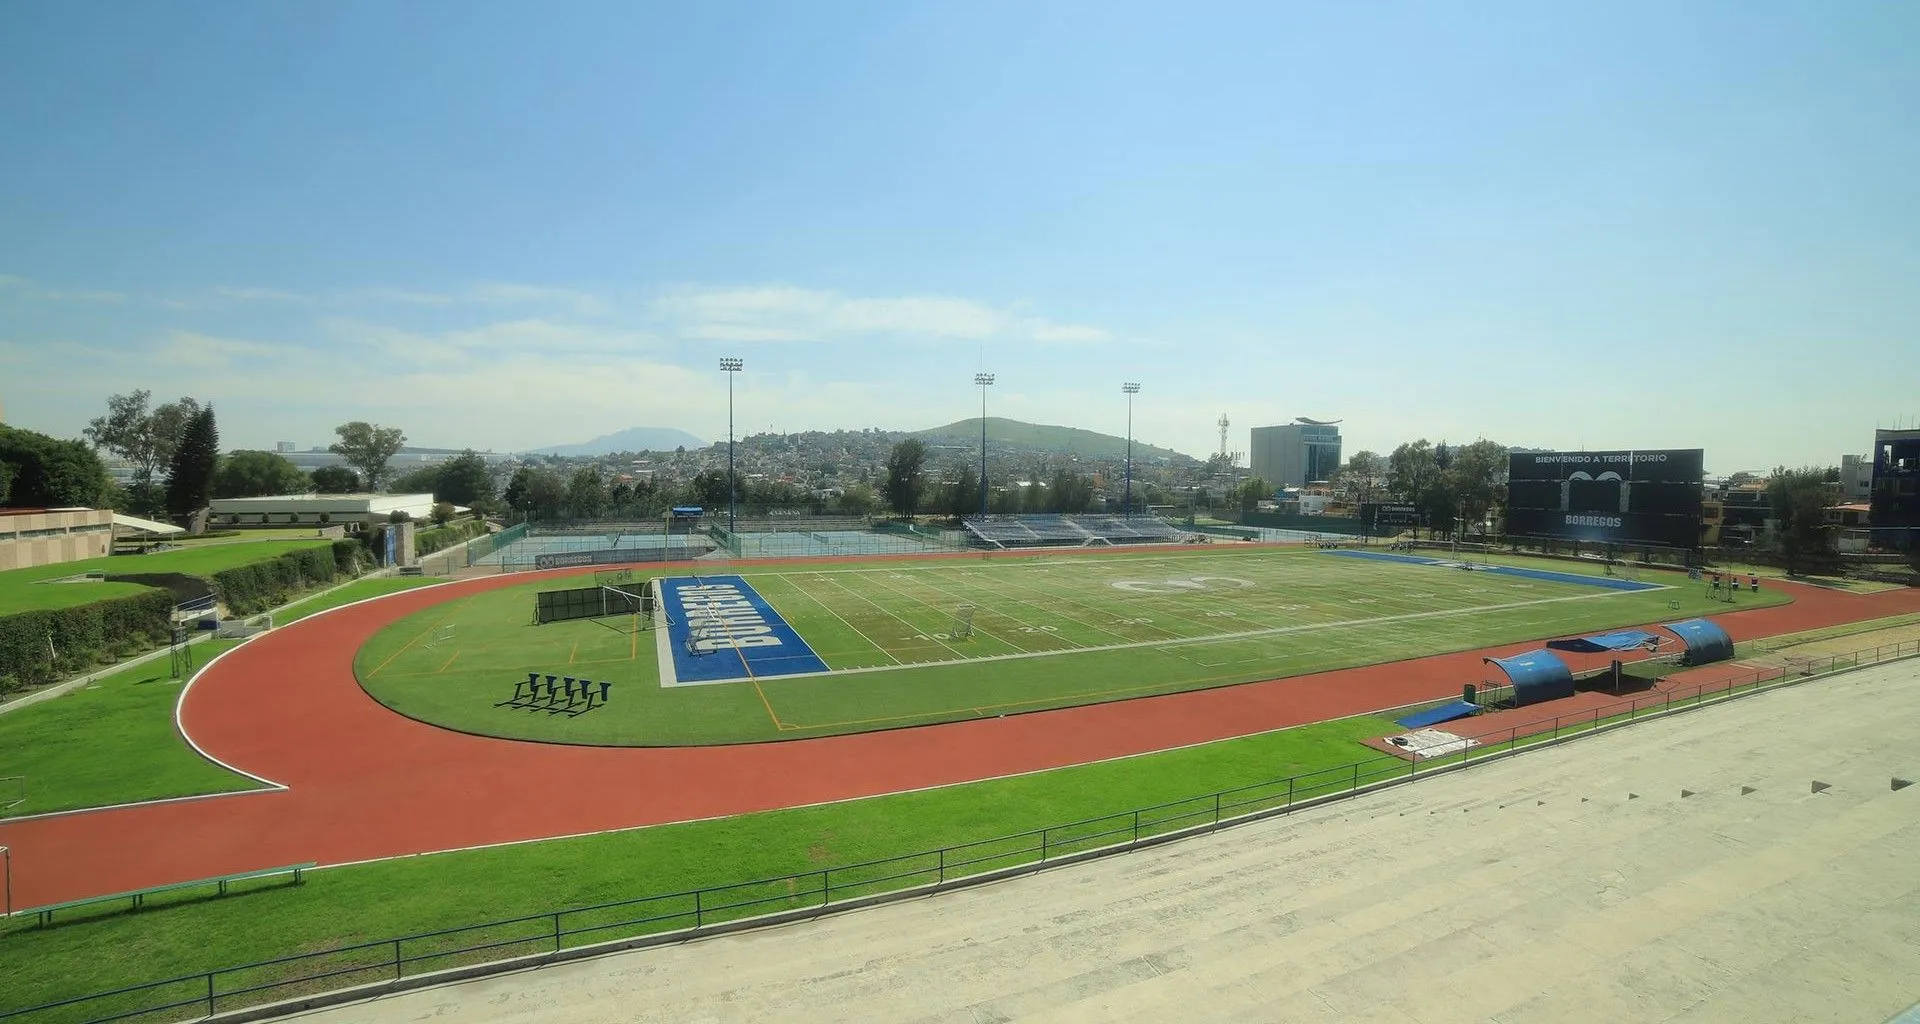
[355,547,1784,745]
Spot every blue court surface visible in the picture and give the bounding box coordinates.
[1323,548,1662,591]
[656,574,830,685]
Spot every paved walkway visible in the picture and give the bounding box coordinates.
[290,659,1920,1024]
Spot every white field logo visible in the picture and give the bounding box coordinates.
[678,583,786,651]
[1108,576,1255,594]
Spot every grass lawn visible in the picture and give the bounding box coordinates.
[357,547,1785,745]
[2,595,1906,1019]
[0,707,1410,1017]
[0,540,336,616]
[0,576,442,818]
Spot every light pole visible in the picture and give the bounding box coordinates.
[720,357,743,535]
[973,373,995,517]
[1122,382,1140,517]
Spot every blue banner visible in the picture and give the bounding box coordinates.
[658,575,829,684]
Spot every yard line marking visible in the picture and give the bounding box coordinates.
[855,571,1041,652]
[711,587,1629,684]
[437,650,460,673]
[923,565,1159,645]
[568,641,579,665]
[767,574,901,666]
[818,574,969,660]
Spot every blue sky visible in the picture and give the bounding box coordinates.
[2,0,1915,472]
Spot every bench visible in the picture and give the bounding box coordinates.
[20,862,315,926]
[398,565,425,577]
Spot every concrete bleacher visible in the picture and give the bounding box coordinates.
[962,515,1187,549]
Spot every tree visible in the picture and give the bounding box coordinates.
[1726,471,1758,488]
[213,450,309,498]
[1047,468,1095,513]
[0,459,12,504]
[526,469,568,521]
[837,483,878,517]
[1336,451,1386,506]
[84,390,202,515]
[165,405,219,525]
[436,450,496,508]
[329,421,406,491]
[429,501,455,526]
[1768,466,1837,575]
[1448,439,1511,529]
[389,465,442,495]
[0,425,112,508]
[503,466,535,517]
[882,439,928,517]
[1238,477,1271,511]
[567,467,608,519]
[310,465,360,493]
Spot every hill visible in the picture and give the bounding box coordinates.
[914,417,1194,463]
[527,426,707,457]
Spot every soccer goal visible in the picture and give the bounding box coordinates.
[950,604,977,641]
[0,775,24,814]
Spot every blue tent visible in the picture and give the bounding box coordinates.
[1663,618,1734,666]
[1545,630,1663,654]
[1484,649,1575,706]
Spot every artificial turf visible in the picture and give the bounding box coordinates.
[357,547,1787,744]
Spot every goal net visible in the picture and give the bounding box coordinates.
[951,604,977,641]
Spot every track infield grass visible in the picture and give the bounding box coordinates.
[0,576,445,818]
[357,547,1787,744]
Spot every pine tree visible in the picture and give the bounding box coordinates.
[166,405,220,527]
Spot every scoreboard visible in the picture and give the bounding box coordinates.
[1505,449,1704,548]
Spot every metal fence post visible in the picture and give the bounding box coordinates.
[1134,809,1142,842]
[820,870,829,907]
[1286,776,1295,807]
[393,939,403,979]
[694,889,702,928]
[938,847,945,884]
[553,912,562,952]
[206,974,215,1017]
[1351,762,1359,792]
[1041,829,1049,861]
[1213,792,1221,824]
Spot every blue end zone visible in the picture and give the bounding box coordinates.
[659,575,829,683]
[1323,548,1660,591]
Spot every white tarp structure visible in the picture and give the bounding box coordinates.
[1385,728,1480,759]
[111,513,185,536]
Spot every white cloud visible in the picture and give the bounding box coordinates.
[211,286,313,303]
[0,274,126,305]
[652,285,1115,346]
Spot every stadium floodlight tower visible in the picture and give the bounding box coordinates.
[1122,382,1141,517]
[974,372,995,517]
[719,357,744,535]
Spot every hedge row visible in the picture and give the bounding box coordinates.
[0,589,175,693]
[208,543,364,616]
[414,519,488,557]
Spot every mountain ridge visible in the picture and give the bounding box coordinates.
[526,426,708,457]
[913,417,1195,463]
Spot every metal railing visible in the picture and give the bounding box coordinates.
[5,637,1917,1024]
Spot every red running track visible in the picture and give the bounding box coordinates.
[2,566,1916,908]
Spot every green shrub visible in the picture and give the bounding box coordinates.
[207,547,341,616]
[413,519,487,557]
[0,589,174,692]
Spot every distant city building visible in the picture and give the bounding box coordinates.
[1250,421,1342,489]
[1840,453,1873,502]
[275,441,297,453]
[1871,429,1920,551]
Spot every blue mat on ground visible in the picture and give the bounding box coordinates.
[659,575,829,683]
[1546,629,1663,653]
[1395,701,1480,729]
[1323,548,1660,591]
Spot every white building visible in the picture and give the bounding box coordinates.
[207,493,448,531]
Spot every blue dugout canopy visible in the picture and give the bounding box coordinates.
[1663,618,1735,666]
[1484,649,1575,706]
